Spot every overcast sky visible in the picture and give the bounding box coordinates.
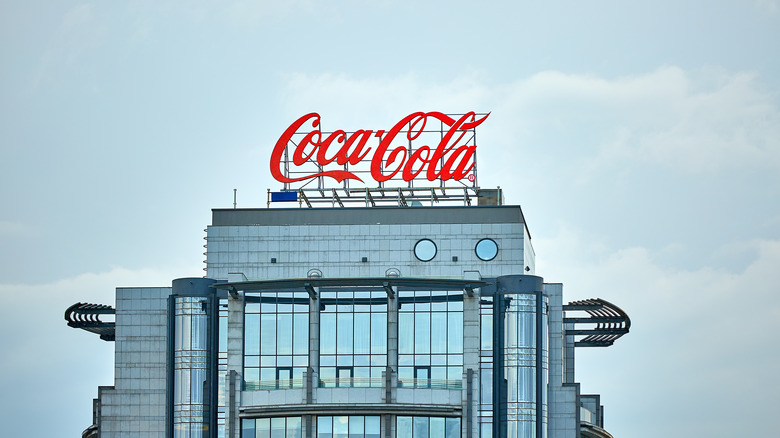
[2,1,779,436]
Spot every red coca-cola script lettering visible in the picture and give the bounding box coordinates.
[270,111,489,184]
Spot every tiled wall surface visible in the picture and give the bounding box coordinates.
[206,222,529,280]
[100,287,170,437]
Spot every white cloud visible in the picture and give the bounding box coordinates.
[279,67,780,183]
[0,267,178,437]
[536,226,780,437]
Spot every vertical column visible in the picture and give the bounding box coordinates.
[226,291,244,438]
[308,287,320,401]
[386,292,398,402]
[462,287,480,438]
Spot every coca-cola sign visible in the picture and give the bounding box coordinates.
[270,111,489,185]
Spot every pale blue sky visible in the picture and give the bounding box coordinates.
[1,1,779,436]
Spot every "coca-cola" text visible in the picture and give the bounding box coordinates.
[270,111,489,183]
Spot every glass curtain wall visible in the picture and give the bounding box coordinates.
[173,297,209,438]
[479,294,494,438]
[218,301,228,437]
[396,417,460,438]
[319,291,387,387]
[242,417,303,438]
[317,416,381,438]
[398,290,463,389]
[504,293,547,438]
[244,292,310,390]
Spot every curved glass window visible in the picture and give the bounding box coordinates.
[414,239,437,262]
[475,239,498,261]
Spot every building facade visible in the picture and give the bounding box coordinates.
[67,191,629,438]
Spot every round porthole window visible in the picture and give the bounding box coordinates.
[414,239,437,262]
[475,238,498,261]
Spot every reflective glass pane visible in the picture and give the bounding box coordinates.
[430,418,445,438]
[399,313,414,355]
[475,239,498,261]
[277,314,293,355]
[337,313,353,355]
[245,314,260,355]
[445,419,459,438]
[481,368,493,404]
[447,366,461,382]
[287,417,302,438]
[261,314,276,355]
[354,313,371,354]
[430,313,447,354]
[447,312,463,354]
[397,417,412,438]
[415,313,430,354]
[241,419,255,438]
[321,314,336,355]
[293,313,309,355]
[519,312,535,347]
[414,417,429,438]
[257,418,271,438]
[414,239,437,261]
[365,417,380,438]
[371,313,387,354]
[334,416,349,438]
[271,418,285,438]
[480,423,492,438]
[318,417,332,438]
[349,416,364,438]
[480,314,493,351]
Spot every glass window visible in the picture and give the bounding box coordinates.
[398,291,463,389]
[414,417,428,438]
[397,417,412,438]
[475,238,498,261]
[414,239,437,262]
[257,419,271,438]
[334,416,349,438]
[318,416,380,438]
[318,417,333,438]
[271,418,286,438]
[243,418,301,438]
[320,293,388,388]
[244,293,309,390]
[396,417,460,438]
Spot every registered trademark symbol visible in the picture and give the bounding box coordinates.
[467,174,475,182]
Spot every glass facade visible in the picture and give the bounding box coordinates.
[244,292,310,390]
[398,290,463,389]
[218,301,228,437]
[479,294,494,438]
[173,297,209,438]
[320,291,387,387]
[232,281,549,438]
[317,416,381,438]
[242,417,303,438]
[503,293,548,438]
[396,417,460,438]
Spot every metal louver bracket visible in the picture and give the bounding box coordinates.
[64,302,116,341]
[563,298,631,347]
